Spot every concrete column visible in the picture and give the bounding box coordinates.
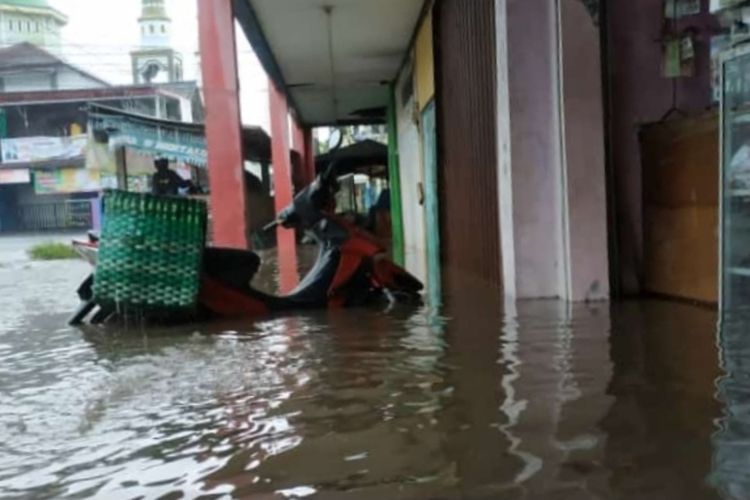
[557,0,609,301]
[197,0,248,249]
[495,0,609,301]
[115,146,128,191]
[269,80,298,293]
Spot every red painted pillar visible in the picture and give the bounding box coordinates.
[269,79,299,292]
[197,0,248,249]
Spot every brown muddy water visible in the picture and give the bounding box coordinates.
[0,235,747,499]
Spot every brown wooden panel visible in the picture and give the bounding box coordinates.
[641,113,719,208]
[640,112,719,304]
[643,206,718,303]
[434,0,501,290]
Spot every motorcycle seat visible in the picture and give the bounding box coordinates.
[203,247,261,291]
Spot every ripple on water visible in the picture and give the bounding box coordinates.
[0,262,738,499]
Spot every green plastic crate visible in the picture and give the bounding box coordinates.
[93,190,207,312]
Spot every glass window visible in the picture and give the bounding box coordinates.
[722,49,750,310]
[150,25,154,34]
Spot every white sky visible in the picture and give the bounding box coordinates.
[49,0,270,131]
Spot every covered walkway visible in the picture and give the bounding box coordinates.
[197,0,610,302]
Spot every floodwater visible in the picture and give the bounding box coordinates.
[0,235,747,499]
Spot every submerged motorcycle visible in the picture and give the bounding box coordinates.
[70,166,423,325]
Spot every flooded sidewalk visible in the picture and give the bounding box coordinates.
[0,235,742,499]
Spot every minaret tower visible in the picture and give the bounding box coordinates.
[131,0,182,84]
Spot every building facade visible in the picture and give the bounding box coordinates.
[0,0,66,53]
[195,0,746,305]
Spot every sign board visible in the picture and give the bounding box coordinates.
[0,168,30,184]
[0,110,7,139]
[33,168,101,195]
[90,114,207,167]
[1,135,87,164]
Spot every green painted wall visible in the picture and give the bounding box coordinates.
[387,84,405,266]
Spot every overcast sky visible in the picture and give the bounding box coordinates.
[49,0,270,131]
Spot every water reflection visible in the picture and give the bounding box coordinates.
[442,290,616,499]
[604,302,720,500]
[0,250,743,499]
[711,310,750,500]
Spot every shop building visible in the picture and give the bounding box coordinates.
[197,0,750,307]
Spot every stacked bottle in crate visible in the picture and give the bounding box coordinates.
[93,190,207,312]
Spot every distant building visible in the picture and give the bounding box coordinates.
[0,0,67,53]
[0,83,205,233]
[0,42,108,92]
[131,0,183,84]
[0,44,200,233]
[0,0,204,233]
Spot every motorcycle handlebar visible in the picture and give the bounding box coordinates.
[264,165,338,233]
[264,209,301,232]
[262,220,280,232]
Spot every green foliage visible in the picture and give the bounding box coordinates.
[28,242,78,261]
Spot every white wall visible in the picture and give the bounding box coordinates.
[140,20,171,48]
[558,0,609,301]
[56,67,104,90]
[497,0,566,299]
[3,72,52,91]
[495,0,609,301]
[179,96,193,123]
[2,67,104,92]
[395,62,428,284]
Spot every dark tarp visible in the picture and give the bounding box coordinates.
[315,139,388,177]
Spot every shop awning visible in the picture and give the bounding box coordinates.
[88,104,272,166]
[234,0,424,126]
[89,104,209,167]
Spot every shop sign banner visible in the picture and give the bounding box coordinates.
[33,168,101,195]
[711,0,744,13]
[0,169,30,185]
[90,115,208,167]
[1,135,87,164]
[0,110,7,139]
